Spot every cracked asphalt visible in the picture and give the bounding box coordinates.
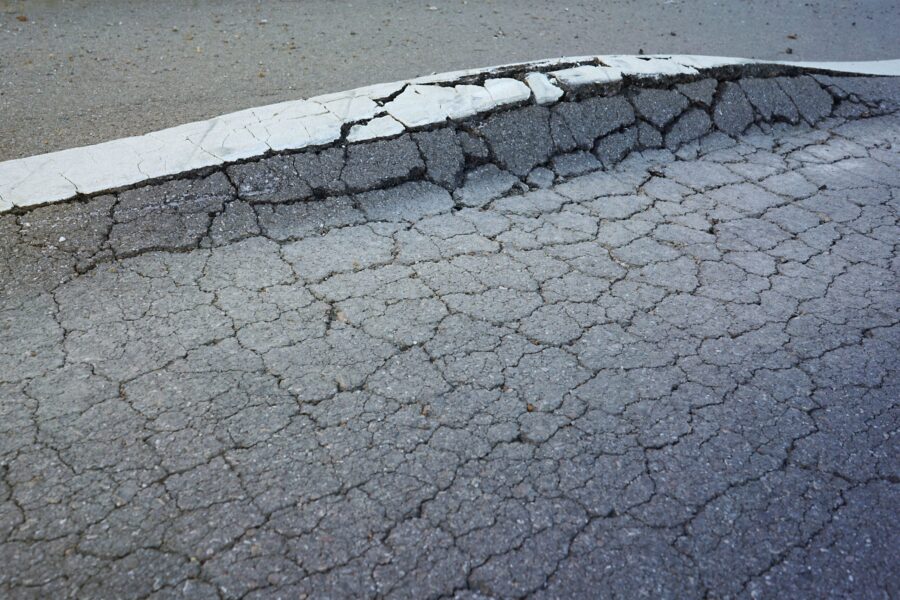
[3,0,900,160]
[2,107,900,596]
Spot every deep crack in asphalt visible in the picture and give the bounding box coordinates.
[1,78,899,599]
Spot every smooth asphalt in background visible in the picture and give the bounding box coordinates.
[1,0,899,161]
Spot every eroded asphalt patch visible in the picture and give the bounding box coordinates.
[1,114,899,598]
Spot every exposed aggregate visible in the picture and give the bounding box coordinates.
[1,74,899,599]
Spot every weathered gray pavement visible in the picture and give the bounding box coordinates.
[2,111,900,597]
[3,0,900,161]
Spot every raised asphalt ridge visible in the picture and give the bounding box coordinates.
[1,55,898,213]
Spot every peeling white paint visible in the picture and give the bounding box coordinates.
[662,55,753,70]
[550,64,623,87]
[525,73,564,104]
[1,55,897,212]
[310,81,406,105]
[385,85,458,127]
[483,78,532,105]
[382,78,528,128]
[347,115,406,142]
[321,95,380,122]
[0,156,77,207]
[602,55,699,78]
[772,58,900,76]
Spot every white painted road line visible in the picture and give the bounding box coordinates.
[1,55,898,213]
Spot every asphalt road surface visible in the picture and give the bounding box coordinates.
[2,104,899,597]
[2,0,899,160]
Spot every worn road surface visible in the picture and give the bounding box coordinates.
[3,0,900,160]
[2,110,899,597]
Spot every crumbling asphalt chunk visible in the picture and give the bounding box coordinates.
[552,151,602,177]
[454,164,521,208]
[638,120,664,149]
[594,125,638,167]
[294,146,347,196]
[18,194,115,263]
[342,135,424,191]
[550,110,578,153]
[776,75,834,125]
[255,195,363,241]
[478,105,554,176]
[676,78,719,107]
[109,172,232,256]
[713,81,755,136]
[554,96,635,151]
[739,77,800,123]
[666,108,712,150]
[456,130,490,162]
[813,75,900,110]
[227,155,311,203]
[208,200,260,246]
[526,166,556,189]
[631,87,690,129]
[414,128,465,188]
